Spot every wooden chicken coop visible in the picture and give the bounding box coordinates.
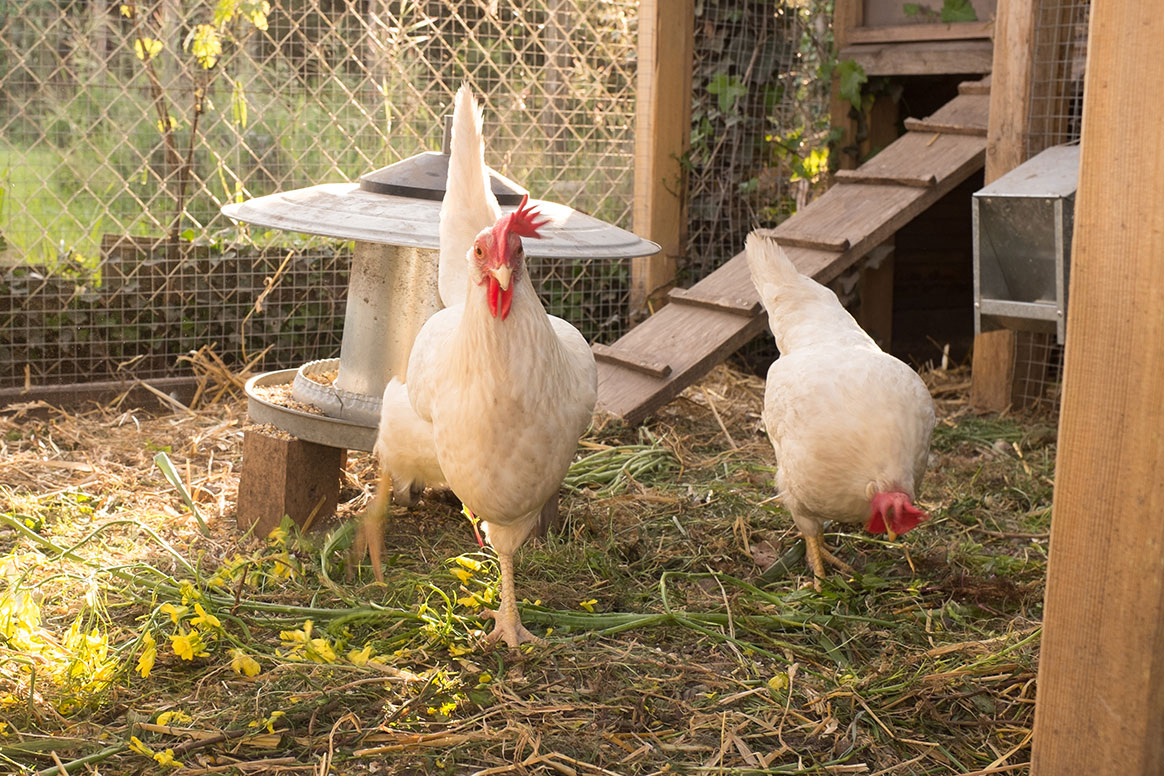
[628,1,1164,772]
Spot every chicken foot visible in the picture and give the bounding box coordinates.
[351,484,391,583]
[482,551,542,650]
[803,533,855,591]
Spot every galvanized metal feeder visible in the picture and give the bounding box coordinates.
[973,142,1080,345]
[221,118,659,533]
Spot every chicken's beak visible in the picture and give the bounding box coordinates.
[885,504,898,542]
[886,526,898,543]
[486,266,515,320]
[489,265,512,291]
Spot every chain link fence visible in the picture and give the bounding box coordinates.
[1,0,827,392]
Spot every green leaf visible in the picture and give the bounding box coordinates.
[706,73,748,114]
[230,78,248,128]
[154,452,210,537]
[837,60,868,111]
[941,0,978,22]
[903,3,922,16]
[180,228,196,242]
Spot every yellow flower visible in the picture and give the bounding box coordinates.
[156,710,193,726]
[579,599,598,613]
[170,629,207,661]
[136,633,157,678]
[457,593,481,609]
[128,735,153,756]
[230,648,261,677]
[269,551,296,580]
[159,603,187,624]
[119,4,132,17]
[477,672,492,685]
[447,643,471,657]
[308,637,337,663]
[178,581,201,605]
[450,567,472,584]
[190,603,221,630]
[153,749,183,767]
[348,644,373,666]
[454,556,483,571]
[267,524,289,546]
[133,37,163,62]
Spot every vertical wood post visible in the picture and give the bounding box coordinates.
[1030,3,1164,773]
[828,0,863,171]
[630,0,694,319]
[970,0,1038,411]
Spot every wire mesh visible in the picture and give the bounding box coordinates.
[1,0,829,392]
[0,0,639,389]
[1025,0,1089,158]
[1011,0,1089,412]
[685,0,832,283]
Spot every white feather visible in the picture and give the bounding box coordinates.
[745,232,935,539]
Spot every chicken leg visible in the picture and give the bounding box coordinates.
[352,479,392,583]
[803,532,855,591]
[482,551,542,649]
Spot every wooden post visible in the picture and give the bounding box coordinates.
[630,0,694,319]
[1030,3,1164,773]
[236,428,344,538]
[856,242,894,351]
[829,0,863,171]
[970,0,1038,411]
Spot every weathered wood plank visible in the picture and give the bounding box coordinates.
[591,343,671,379]
[840,39,994,76]
[668,286,760,317]
[914,93,991,133]
[1031,3,1164,771]
[595,303,769,424]
[630,0,694,316]
[841,131,986,186]
[959,74,992,94]
[833,169,937,187]
[847,20,993,45]
[903,118,988,136]
[829,0,863,171]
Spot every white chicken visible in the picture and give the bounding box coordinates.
[355,84,497,576]
[745,232,935,589]
[375,86,597,648]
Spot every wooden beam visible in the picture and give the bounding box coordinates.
[985,0,1037,182]
[847,20,993,45]
[829,0,863,171]
[856,243,895,351]
[839,40,994,76]
[972,0,1038,411]
[1031,3,1164,772]
[630,0,694,318]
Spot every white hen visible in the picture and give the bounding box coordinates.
[745,232,935,589]
[356,85,497,577]
[405,91,597,649]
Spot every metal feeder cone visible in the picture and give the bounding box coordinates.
[222,116,659,452]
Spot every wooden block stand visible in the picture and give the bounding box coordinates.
[236,427,345,538]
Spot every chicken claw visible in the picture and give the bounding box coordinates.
[803,533,855,591]
[481,607,544,650]
[480,551,543,650]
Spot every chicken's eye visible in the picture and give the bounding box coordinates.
[473,244,484,258]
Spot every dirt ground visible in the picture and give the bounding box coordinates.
[0,362,1055,775]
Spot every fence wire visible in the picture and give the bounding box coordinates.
[1,0,826,392]
[1011,0,1088,412]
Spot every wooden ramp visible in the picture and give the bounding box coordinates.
[595,77,990,424]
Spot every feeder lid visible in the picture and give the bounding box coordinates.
[358,151,528,206]
[222,140,660,260]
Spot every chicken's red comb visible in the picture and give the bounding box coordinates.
[492,194,549,258]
